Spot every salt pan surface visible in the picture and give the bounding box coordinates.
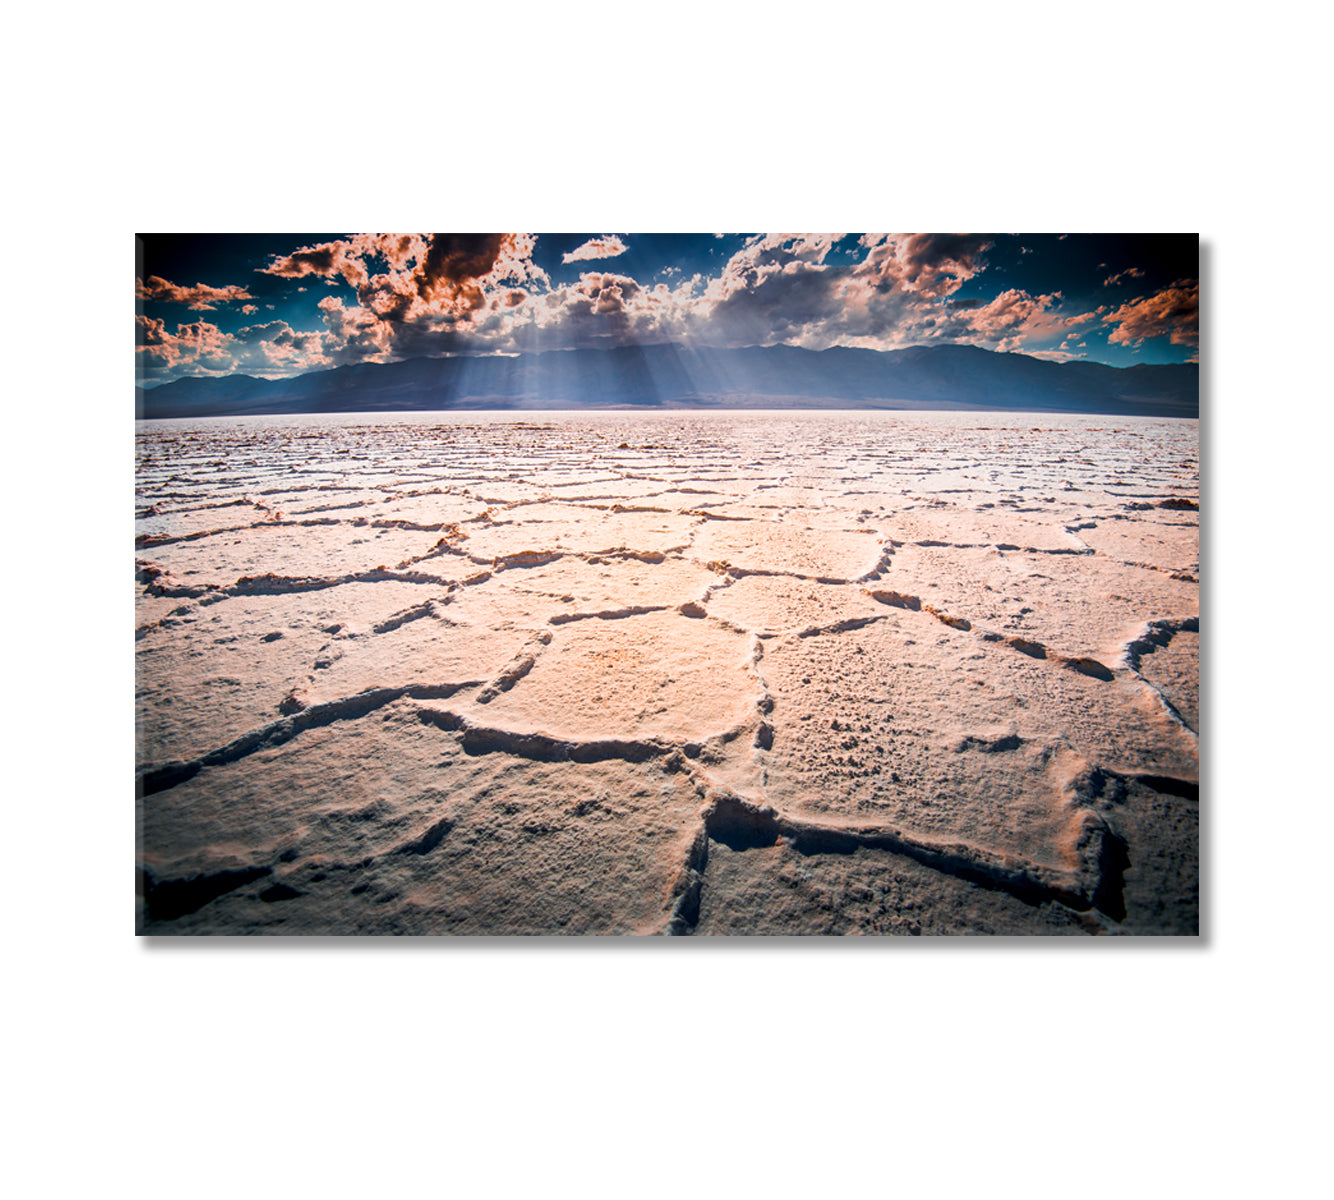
[136,411,1199,935]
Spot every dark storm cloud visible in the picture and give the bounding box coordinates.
[361,233,511,323]
[419,234,508,301]
[231,320,320,353]
[707,259,838,343]
[272,329,319,351]
[373,315,474,361]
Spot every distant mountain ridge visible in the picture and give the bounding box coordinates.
[135,342,1199,419]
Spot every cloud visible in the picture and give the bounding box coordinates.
[229,320,332,372]
[268,233,546,328]
[854,234,993,299]
[678,233,1011,352]
[883,287,1083,357]
[135,275,253,310]
[1102,281,1199,347]
[957,289,1065,344]
[134,318,234,374]
[1103,266,1145,288]
[253,233,555,366]
[410,233,523,316]
[693,234,841,345]
[261,241,370,289]
[135,315,168,346]
[135,313,335,379]
[562,235,628,264]
[1023,347,1085,362]
[316,296,394,365]
[522,271,686,350]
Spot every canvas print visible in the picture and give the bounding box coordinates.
[135,233,1199,936]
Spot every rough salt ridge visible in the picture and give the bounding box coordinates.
[135,411,1199,935]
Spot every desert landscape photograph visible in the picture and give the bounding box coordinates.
[135,232,1199,936]
[21,6,1328,1194]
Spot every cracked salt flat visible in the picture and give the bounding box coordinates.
[135,410,1199,935]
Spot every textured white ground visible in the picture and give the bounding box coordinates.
[135,411,1199,935]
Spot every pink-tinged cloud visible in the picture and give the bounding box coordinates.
[349,233,431,274]
[135,275,254,310]
[1022,347,1086,362]
[246,234,556,368]
[854,234,994,300]
[261,241,371,290]
[288,233,548,332]
[135,314,335,379]
[230,320,332,372]
[1103,266,1145,288]
[412,233,519,315]
[581,272,642,315]
[317,296,396,365]
[134,318,234,373]
[562,235,629,264]
[240,304,258,314]
[958,289,1065,344]
[135,315,168,345]
[1103,281,1199,347]
[899,287,1085,358]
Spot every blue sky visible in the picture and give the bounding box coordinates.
[136,233,1198,386]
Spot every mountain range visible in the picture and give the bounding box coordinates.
[135,342,1199,419]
